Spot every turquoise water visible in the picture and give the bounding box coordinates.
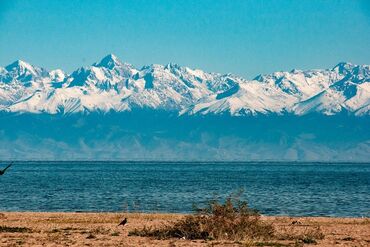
[0,162,369,217]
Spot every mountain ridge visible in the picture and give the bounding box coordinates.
[1,54,369,116]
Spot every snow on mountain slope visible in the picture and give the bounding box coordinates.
[345,82,370,115]
[253,69,341,100]
[0,55,369,116]
[182,81,297,116]
[293,64,370,115]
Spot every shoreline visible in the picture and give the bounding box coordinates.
[1,212,369,246]
[1,211,368,218]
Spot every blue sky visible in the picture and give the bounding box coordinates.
[0,0,369,78]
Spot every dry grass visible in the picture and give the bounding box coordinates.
[128,192,328,245]
[275,223,325,246]
[0,212,368,246]
[129,191,274,241]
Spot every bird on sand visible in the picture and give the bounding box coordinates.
[118,217,127,226]
[0,163,13,176]
[291,220,302,225]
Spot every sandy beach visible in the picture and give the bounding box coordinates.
[0,212,369,246]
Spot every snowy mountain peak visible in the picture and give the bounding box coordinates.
[93,54,122,69]
[5,60,37,74]
[332,62,355,74]
[0,56,369,116]
[2,59,48,85]
[165,63,181,70]
[49,69,66,82]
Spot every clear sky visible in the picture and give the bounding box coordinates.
[0,0,369,78]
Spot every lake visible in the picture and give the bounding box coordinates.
[0,162,369,217]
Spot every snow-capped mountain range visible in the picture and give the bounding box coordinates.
[0,54,369,116]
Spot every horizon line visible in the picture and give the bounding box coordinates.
[2,160,369,164]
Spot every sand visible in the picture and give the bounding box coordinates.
[0,212,369,246]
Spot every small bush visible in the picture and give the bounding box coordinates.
[297,227,324,243]
[342,236,355,241]
[255,242,289,247]
[129,191,274,241]
[0,226,32,233]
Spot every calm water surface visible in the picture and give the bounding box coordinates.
[0,162,369,217]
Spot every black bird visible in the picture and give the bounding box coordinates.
[118,217,127,226]
[0,163,12,176]
[291,220,302,225]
